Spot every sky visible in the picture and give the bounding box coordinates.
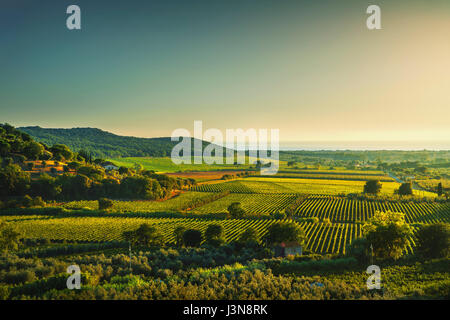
[1,0,449,146]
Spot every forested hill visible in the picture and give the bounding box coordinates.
[18,126,216,158]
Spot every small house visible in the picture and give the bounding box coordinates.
[102,161,119,171]
[274,241,303,257]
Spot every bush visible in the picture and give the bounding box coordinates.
[204,224,223,242]
[363,211,413,260]
[415,223,450,259]
[98,198,114,211]
[0,285,10,299]
[346,238,370,264]
[227,202,246,219]
[364,180,382,195]
[32,196,46,207]
[21,195,33,208]
[398,182,413,196]
[262,222,306,247]
[3,270,36,285]
[183,229,203,247]
[174,226,186,247]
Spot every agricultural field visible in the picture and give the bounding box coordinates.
[166,170,249,182]
[108,156,259,173]
[60,191,214,213]
[191,177,418,196]
[259,173,394,182]
[191,193,298,215]
[295,195,450,224]
[4,215,420,255]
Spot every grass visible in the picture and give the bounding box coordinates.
[60,191,214,213]
[191,193,298,215]
[108,156,258,173]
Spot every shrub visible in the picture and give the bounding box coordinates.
[262,222,307,247]
[415,223,450,259]
[174,226,186,247]
[227,202,246,219]
[398,182,413,196]
[3,270,36,285]
[183,229,203,247]
[98,198,114,211]
[204,224,223,242]
[21,195,33,208]
[32,196,46,207]
[362,211,413,260]
[364,180,382,195]
[346,238,370,264]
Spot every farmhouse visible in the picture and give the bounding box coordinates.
[101,161,119,171]
[274,241,303,257]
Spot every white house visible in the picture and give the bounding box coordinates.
[102,161,119,171]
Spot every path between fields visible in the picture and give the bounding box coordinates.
[387,171,427,192]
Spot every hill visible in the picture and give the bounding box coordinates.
[18,126,215,158]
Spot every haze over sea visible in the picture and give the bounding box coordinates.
[278,141,450,151]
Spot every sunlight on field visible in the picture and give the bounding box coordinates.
[108,157,258,173]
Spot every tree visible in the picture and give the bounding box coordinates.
[98,198,114,211]
[21,195,33,207]
[0,164,31,196]
[50,144,73,161]
[415,223,450,259]
[287,161,296,167]
[23,141,44,160]
[364,180,382,195]
[26,162,35,170]
[174,226,186,247]
[362,211,413,260]
[204,224,224,246]
[0,220,21,254]
[182,229,203,247]
[262,222,306,247]
[123,224,164,247]
[68,161,82,171]
[398,182,413,196]
[118,166,130,175]
[437,182,443,197]
[133,163,143,172]
[227,202,246,219]
[237,227,259,244]
[346,238,370,264]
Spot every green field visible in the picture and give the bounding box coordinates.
[296,195,450,224]
[61,191,213,213]
[6,215,420,255]
[191,177,417,195]
[108,156,258,173]
[191,193,297,215]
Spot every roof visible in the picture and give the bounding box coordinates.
[276,241,302,248]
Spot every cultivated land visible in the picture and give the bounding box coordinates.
[109,156,259,173]
[7,166,444,255]
[1,127,449,300]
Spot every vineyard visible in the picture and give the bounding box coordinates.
[259,173,395,182]
[295,195,450,224]
[60,191,214,213]
[191,178,397,195]
[5,215,418,255]
[191,193,298,215]
[191,177,437,197]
